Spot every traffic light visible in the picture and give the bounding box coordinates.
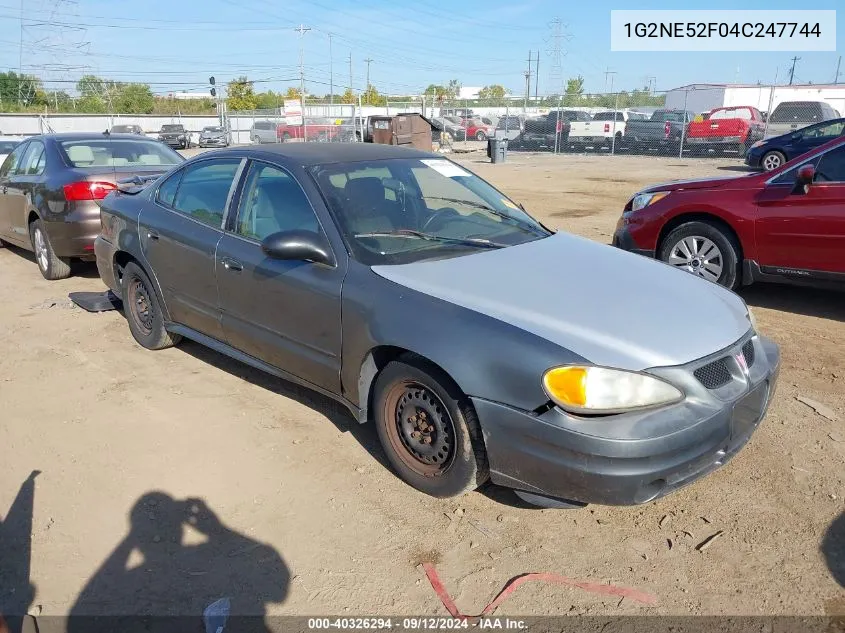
[210,87,217,97]
[209,76,216,86]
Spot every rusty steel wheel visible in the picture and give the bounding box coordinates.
[382,381,456,477]
[373,358,489,497]
[121,261,181,351]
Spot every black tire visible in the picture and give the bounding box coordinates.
[29,219,71,280]
[121,261,181,350]
[658,221,741,290]
[761,150,786,172]
[373,357,489,498]
[282,132,291,141]
[475,131,487,141]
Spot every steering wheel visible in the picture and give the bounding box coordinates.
[422,207,460,232]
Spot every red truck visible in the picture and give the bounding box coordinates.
[460,117,495,141]
[685,106,766,155]
[276,117,340,142]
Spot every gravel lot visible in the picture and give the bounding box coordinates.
[1,150,843,621]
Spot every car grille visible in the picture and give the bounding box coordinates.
[742,340,755,368]
[694,357,733,389]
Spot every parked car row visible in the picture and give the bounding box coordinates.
[1,134,782,509]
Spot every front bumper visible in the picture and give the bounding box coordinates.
[476,334,780,506]
[612,222,654,258]
[199,138,227,147]
[159,137,186,147]
[744,149,763,168]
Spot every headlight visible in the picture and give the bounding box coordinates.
[630,191,669,212]
[542,366,683,415]
[751,140,764,149]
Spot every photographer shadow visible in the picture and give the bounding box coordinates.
[68,492,289,633]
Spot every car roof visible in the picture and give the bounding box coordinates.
[24,133,158,141]
[202,143,439,165]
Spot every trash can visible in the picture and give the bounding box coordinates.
[488,137,508,163]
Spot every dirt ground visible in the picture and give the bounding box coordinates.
[1,151,843,622]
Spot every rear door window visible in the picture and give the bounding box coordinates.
[0,142,28,178]
[16,141,46,175]
[770,103,823,123]
[171,159,242,227]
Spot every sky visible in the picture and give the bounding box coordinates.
[0,0,841,98]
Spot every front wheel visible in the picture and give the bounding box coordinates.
[761,150,785,171]
[373,358,489,498]
[29,219,71,280]
[475,131,487,141]
[121,261,181,350]
[658,221,741,289]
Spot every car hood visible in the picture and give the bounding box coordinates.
[640,176,745,194]
[371,232,751,371]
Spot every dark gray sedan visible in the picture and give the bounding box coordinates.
[94,144,780,507]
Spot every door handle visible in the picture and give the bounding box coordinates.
[147,230,159,240]
[221,257,242,272]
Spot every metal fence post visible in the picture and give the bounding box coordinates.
[679,88,689,159]
[554,95,562,154]
[611,91,619,155]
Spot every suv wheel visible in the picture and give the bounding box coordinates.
[29,219,71,280]
[475,131,487,141]
[121,261,182,350]
[658,221,741,289]
[373,357,489,498]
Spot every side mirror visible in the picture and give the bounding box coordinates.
[796,164,815,186]
[261,230,334,266]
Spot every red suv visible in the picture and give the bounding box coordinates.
[613,135,845,290]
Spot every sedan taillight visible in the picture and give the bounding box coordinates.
[63,181,117,201]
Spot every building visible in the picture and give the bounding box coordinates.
[458,86,482,99]
[664,83,845,116]
[164,91,211,100]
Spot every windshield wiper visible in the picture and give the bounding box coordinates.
[354,229,506,249]
[424,196,549,236]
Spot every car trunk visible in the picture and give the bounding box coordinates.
[688,118,748,140]
[68,165,170,205]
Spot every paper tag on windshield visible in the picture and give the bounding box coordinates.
[501,198,519,210]
[420,159,470,178]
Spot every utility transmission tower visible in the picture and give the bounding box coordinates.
[835,56,842,84]
[546,17,564,95]
[788,56,800,85]
[604,68,617,94]
[328,32,333,106]
[364,58,374,89]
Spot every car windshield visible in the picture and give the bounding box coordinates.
[310,158,551,266]
[651,111,686,122]
[60,139,183,168]
[769,103,822,122]
[161,125,183,132]
[111,125,135,132]
[203,126,224,133]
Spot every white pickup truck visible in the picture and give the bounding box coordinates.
[567,110,648,149]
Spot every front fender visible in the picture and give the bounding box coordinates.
[341,264,585,419]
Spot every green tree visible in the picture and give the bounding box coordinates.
[0,71,43,107]
[477,84,507,101]
[362,84,385,106]
[340,88,357,104]
[446,79,461,99]
[226,76,257,111]
[255,90,280,109]
[113,83,155,113]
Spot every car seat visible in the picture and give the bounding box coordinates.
[342,177,398,234]
[243,177,318,239]
[67,145,95,166]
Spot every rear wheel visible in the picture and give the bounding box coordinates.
[658,221,740,290]
[761,150,785,171]
[373,358,489,498]
[29,219,71,280]
[475,130,487,141]
[121,261,181,350]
